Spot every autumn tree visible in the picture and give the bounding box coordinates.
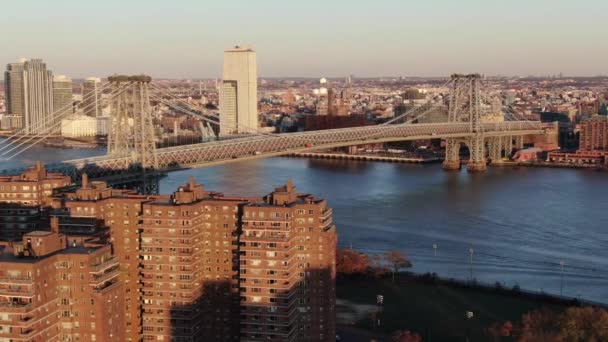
[384,250,412,282]
[487,321,517,341]
[391,330,422,342]
[558,307,608,342]
[336,248,372,277]
[518,308,561,342]
[499,306,608,342]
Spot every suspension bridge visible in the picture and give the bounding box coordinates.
[0,73,547,193]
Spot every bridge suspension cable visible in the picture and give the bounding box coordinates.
[480,91,541,130]
[149,84,281,139]
[334,81,455,144]
[150,82,219,119]
[2,82,135,160]
[149,83,219,124]
[0,81,115,152]
[148,94,219,125]
[381,78,453,126]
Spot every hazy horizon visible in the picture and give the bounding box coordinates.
[2,0,607,79]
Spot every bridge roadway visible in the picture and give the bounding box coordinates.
[58,121,544,180]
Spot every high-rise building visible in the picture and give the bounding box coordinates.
[220,46,258,136]
[0,168,337,342]
[0,219,124,342]
[239,180,337,342]
[82,77,102,118]
[49,179,149,342]
[140,179,244,341]
[4,59,54,133]
[53,75,73,129]
[4,61,25,129]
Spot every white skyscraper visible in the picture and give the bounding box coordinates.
[219,46,258,136]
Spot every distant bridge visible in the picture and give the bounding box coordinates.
[0,74,547,193]
[62,121,543,174]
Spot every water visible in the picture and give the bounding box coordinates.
[2,138,607,304]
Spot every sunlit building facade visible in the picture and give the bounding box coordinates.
[220,46,258,135]
[0,167,337,342]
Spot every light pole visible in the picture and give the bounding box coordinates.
[465,311,474,342]
[559,260,566,297]
[432,244,438,275]
[468,248,474,281]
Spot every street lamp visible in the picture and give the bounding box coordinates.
[559,260,566,296]
[465,311,474,342]
[468,248,475,281]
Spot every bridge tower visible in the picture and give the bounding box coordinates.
[107,75,159,193]
[443,74,487,172]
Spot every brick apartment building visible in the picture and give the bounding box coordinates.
[240,180,336,342]
[0,162,71,241]
[547,115,608,165]
[139,179,244,341]
[0,218,123,342]
[579,115,608,151]
[0,165,337,342]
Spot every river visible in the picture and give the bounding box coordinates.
[1,139,607,304]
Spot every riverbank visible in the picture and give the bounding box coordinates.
[292,152,608,170]
[291,152,442,164]
[0,135,102,149]
[337,273,605,341]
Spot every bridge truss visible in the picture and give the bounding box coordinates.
[0,74,547,193]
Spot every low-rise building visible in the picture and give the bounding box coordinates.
[61,114,98,138]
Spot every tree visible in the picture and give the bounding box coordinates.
[519,308,561,342]
[511,306,608,342]
[487,321,516,340]
[384,250,412,282]
[336,248,372,277]
[558,307,608,342]
[391,330,422,342]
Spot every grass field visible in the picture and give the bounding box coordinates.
[337,275,568,341]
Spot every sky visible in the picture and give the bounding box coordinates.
[1,0,607,78]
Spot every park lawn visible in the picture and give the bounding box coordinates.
[337,276,566,342]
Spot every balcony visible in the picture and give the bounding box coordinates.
[90,270,120,285]
[18,315,34,323]
[0,276,33,285]
[93,280,121,293]
[89,258,119,273]
[320,208,333,219]
[0,301,32,312]
[0,287,34,297]
[20,328,36,337]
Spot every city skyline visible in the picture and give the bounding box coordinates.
[1,1,608,341]
[1,0,607,79]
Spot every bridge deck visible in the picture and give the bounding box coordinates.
[56,121,544,179]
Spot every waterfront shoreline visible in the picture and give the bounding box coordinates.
[291,152,608,170]
[4,144,607,304]
[291,152,443,164]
